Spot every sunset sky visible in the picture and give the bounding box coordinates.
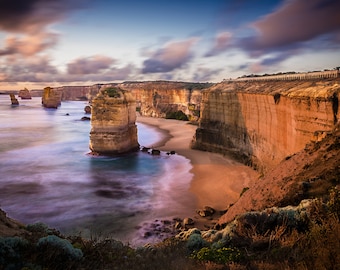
[0,0,340,90]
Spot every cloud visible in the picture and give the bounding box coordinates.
[67,55,116,75]
[0,32,59,56]
[142,37,199,74]
[0,0,84,59]
[0,54,134,84]
[205,32,232,57]
[0,0,87,33]
[193,67,223,81]
[240,0,340,53]
[0,55,59,82]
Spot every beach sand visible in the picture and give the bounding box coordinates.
[137,116,259,217]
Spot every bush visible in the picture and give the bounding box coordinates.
[165,110,189,121]
[186,234,206,251]
[0,236,29,268]
[192,246,242,264]
[37,235,83,268]
[104,87,121,98]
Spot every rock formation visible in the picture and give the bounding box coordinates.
[9,94,19,105]
[18,88,32,99]
[118,81,210,121]
[42,87,62,108]
[89,87,139,155]
[55,81,210,121]
[192,79,340,173]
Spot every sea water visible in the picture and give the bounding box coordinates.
[0,96,196,245]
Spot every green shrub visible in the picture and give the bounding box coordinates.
[192,246,242,264]
[165,110,189,121]
[0,236,29,267]
[186,234,206,251]
[37,235,83,268]
[104,87,121,98]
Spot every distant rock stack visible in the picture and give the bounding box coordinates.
[10,94,19,105]
[89,87,139,155]
[42,87,62,108]
[18,88,32,99]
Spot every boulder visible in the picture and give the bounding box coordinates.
[151,149,161,155]
[84,105,91,114]
[197,206,215,217]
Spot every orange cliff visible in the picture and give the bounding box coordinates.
[192,79,340,173]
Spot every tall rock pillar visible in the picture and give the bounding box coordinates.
[89,87,139,155]
[42,87,62,108]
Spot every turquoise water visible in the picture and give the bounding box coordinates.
[0,96,195,245]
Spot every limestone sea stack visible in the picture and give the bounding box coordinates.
[18,88,32,99]
[89,87,139,155]
[42,87,62,108]
[10,94,19,105]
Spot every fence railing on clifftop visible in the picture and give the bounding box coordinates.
[235,70,340,81]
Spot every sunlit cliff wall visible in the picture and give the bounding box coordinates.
[192,79,340,173]
[56,85,102,101]
[118,81,210,120]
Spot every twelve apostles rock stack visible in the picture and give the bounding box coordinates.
[89,87,139,155]
[42,86,62,108]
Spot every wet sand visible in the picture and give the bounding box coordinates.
[137,116,259,214]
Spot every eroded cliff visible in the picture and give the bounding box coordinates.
[192,79,340,173]
[118,81,210,120]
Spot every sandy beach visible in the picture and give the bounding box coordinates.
[137,116,259,213]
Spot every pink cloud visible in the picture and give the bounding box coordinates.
[142,37,199,73]
[67,55,116,75]
[0,32,59,56]
[248,0,340,50]
[205,31,232,57]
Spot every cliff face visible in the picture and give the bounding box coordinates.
[192,79,340,173]
[56,85,102,101]
[118,81,209,120]
[89,87,139,155]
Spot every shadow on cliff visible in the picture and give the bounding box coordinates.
[192,88,255,168]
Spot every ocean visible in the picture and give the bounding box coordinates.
[0,96,196,245]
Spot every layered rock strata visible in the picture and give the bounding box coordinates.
[192,79,340,173]
[42,87,62,108]
[89,87,139,155]
[118,81,210,120]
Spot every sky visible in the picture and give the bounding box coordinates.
[0,0,340,90]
